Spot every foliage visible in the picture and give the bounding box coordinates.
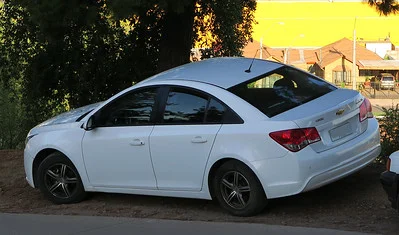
[1,0,160,128]
[366,0,399,15]
[0,0,257,149]
[378,104,399,163]
[0,81,25,149]
[195,0,257,59]
[109,0,257,62]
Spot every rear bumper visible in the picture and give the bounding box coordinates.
[381,84,395,89]
[302,145,380,192]
[380,171,399,209]
[254,118,380,199]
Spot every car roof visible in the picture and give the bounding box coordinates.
[140,57,284,89]
[379,73,394,76]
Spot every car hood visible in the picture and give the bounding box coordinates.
[37,102,102,127]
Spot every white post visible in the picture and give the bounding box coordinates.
[284,48,288,64]
[352,18,357,90]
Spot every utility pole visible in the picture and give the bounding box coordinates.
[352,17,357,91]
[260,37,263,59]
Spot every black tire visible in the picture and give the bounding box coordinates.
[212,160,267,216]
[37,152,86,204]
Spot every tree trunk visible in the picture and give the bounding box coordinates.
[157,1,196,73]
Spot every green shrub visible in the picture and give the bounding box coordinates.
[0,83,26,149]
[378,104,399,163]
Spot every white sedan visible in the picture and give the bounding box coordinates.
[24,57,381,216]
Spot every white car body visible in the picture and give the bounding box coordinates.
[24,57,381,215]
[388,152,399,173]
[381,151,399,211]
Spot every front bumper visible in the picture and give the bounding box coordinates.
[380,170,399,209]
[24,148,35,188]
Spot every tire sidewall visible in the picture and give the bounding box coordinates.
[213,160,267,216]
[37,152,86,204]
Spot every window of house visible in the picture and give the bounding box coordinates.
[333,71,351,85]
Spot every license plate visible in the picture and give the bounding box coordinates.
[329,122,353,142]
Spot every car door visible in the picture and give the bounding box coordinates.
[82,87,159,189]
[150,87,226,191]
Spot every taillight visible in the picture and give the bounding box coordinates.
[359,98,373,122]
[269,127,321,152]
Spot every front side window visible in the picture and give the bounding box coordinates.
[229,66,336,117]
[96,88,158,127]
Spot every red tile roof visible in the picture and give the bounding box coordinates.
[315,38,382,69]
[243,38,383,68]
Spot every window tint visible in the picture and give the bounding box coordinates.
[229,66,336,117]
[163,90,207,124]
[206,99,226,123]
[96,88,157,126]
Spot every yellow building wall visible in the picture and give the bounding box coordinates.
[253,1,399,48]
[323,58,358,84]
[322,57,369,85]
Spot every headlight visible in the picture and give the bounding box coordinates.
[25,134,38,146]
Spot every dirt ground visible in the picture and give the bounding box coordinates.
[1,150,398,234]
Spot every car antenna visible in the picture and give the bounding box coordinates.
[245,49,259,73]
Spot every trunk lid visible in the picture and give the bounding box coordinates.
[271,88,368,153]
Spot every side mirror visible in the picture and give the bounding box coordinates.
[83,115,97,131]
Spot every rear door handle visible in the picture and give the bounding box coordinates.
[191,136,207,143]
[130,139,145,146]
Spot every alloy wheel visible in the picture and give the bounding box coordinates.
[44,163,78,199]
[220,171,251,210]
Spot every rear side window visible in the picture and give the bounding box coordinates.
[160,87,243,125]
[206,98,226,123]
[228,66,336,117]
[163,91,207,124]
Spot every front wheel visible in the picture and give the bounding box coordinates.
[213,160,267,216]
[37,152,86,204]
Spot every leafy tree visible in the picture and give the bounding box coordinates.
[0,81,25,149]
[109,0,257,71]
[1,0,161,127]
[0,0,256,136]
[366,0,399,15]
[194,0,256,59]
[379,105,399,163]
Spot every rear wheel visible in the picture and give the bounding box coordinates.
[212,160,267,216]
[37,152,86,204]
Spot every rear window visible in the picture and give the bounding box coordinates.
[228,66,336,117]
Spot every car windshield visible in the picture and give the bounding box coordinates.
[382,77,394,81]
[228,66,336,117]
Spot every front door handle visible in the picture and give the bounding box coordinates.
[191,136,207,143]
[130,139,145,146]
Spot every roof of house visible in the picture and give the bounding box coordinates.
[243,38,383,69]
[359,60,399,70]
[315,38,382,69]
[243,40,317,64]
[242,40,284,61]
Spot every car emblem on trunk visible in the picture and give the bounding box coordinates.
[336,109,345,116]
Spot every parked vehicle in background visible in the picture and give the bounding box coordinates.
[381,152,399,213]
[371,73,395,90]
[24,57,381,216]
